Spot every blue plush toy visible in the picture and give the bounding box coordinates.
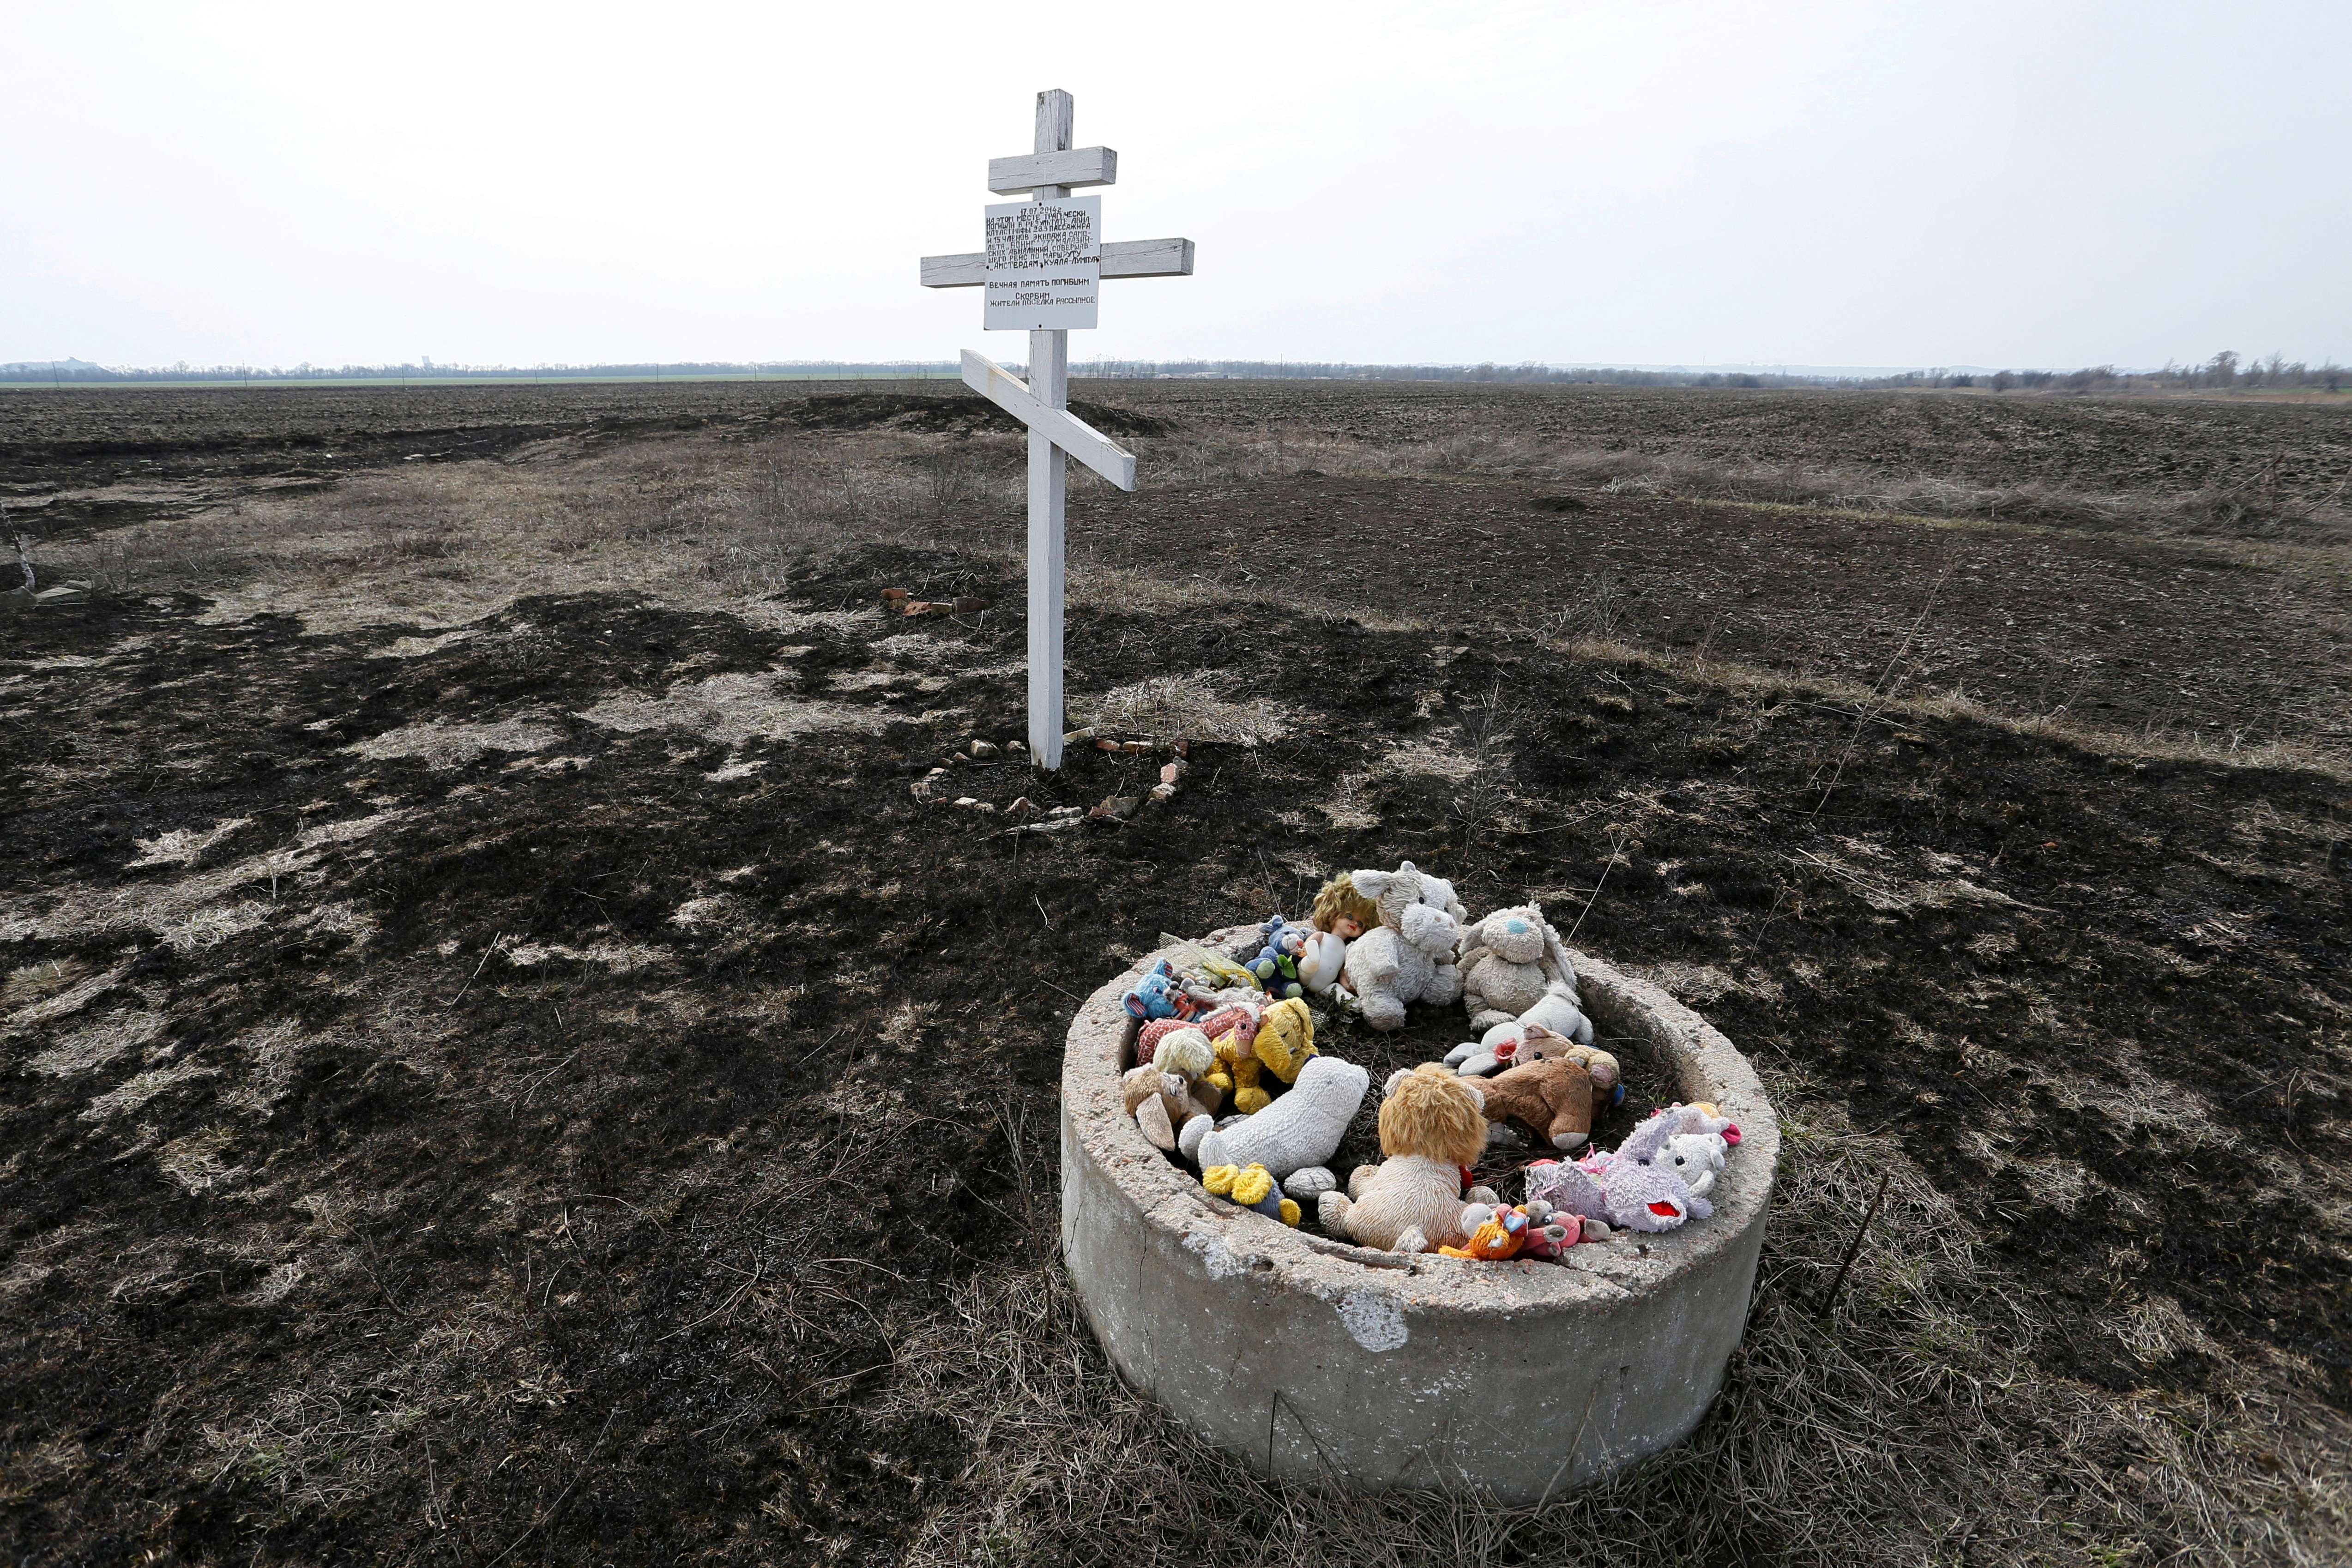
[1247,916,1309,1001]
[1124,959,1186,1021]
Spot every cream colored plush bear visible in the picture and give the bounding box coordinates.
[1319,1065,1499,1252]
[1456,902,1594,1041]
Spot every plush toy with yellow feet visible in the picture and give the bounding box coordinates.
[1203,1163,1301,1225]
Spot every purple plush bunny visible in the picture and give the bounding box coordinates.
[1524,1112,1713,1234]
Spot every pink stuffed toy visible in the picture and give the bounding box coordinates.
[1525,1112,1714,1234]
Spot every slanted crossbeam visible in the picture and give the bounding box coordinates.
[917,89,1193,770]
[961,350,1136,491]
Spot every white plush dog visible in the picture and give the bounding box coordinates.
[1178,1054,1369,1197]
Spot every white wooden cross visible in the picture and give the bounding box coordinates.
[920,87,1194,769]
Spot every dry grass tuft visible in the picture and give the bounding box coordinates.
[879,1081,2351,1567]
[1084,675,1289,745]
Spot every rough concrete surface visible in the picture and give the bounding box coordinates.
[1061,944,1779,1500]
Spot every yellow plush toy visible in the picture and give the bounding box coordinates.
[1201,996,1319,1115]
[1203,1162,1302,1225]
[1253,997,1317,1081]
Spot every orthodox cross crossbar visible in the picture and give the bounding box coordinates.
[919,88,1194,769]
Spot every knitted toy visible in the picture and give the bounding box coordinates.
[1525,1113,1713,1234]
[1456,904,1595,1042]
[1473,1055,1595,1152]
[1152,1025,1217,1082]
[1202,1162,1301,1225]
[1339,862,1467,1031]
[1180,1053,1368,1196]
[1317,1065,1500,1252]
[1136,1015,1203,1067]
[1247,916,1309,1000]
[1437,1202,1528,1260]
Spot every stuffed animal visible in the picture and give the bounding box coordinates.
[1648,1103,1739,1199]
[1510,1200,1584,1261]
[1118,1026,1223,1147]
[1122,1066,1208,1150]
[1438,1203,1527,1260]
[1188,1002,1265,1110]
[1514,1198,1610,1260]
[1123,959,1206,1023]
[1252,996,1317,1082]
[1248,916,1309,1000]
[1456,904,1594,1042]
[1338,862,1467,1031]
[1137,1015,1204,1067]
[1196,996,1316,1114]
[1180,1052,1368,1196]
[1414,869,1472,930]
[1445,1021,1618,1088]
[1666,1101,1743,1146]
[1317,1064,1500,1252]
[1667,1132,1727,1199]
[1473,1055,1595,1152]
[1202,1162,1301,1225]
[1525,1112,1713,1234]
[1444,1020,1622,1111]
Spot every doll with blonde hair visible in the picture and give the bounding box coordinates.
[1299,872,1377,996]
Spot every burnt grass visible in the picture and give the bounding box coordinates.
[2,386,2349,1564]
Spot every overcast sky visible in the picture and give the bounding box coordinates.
[7,0,2345,371]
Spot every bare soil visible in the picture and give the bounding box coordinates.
[1050,475,2352,756]
[3,381,2349,1566]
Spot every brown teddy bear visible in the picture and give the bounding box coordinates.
[1474,1055,1595,1152]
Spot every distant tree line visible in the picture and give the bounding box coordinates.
[0,360,962,385]
[2,352,2340,394]
[1851,352,2343,394]
[1070,359,1831,388]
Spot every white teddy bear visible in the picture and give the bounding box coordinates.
[1338,862,1465,1031]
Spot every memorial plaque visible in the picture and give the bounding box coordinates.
[983,196,1100,331]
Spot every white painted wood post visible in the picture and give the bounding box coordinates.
[1027,89,1074,771]
[917,89,1191,772]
